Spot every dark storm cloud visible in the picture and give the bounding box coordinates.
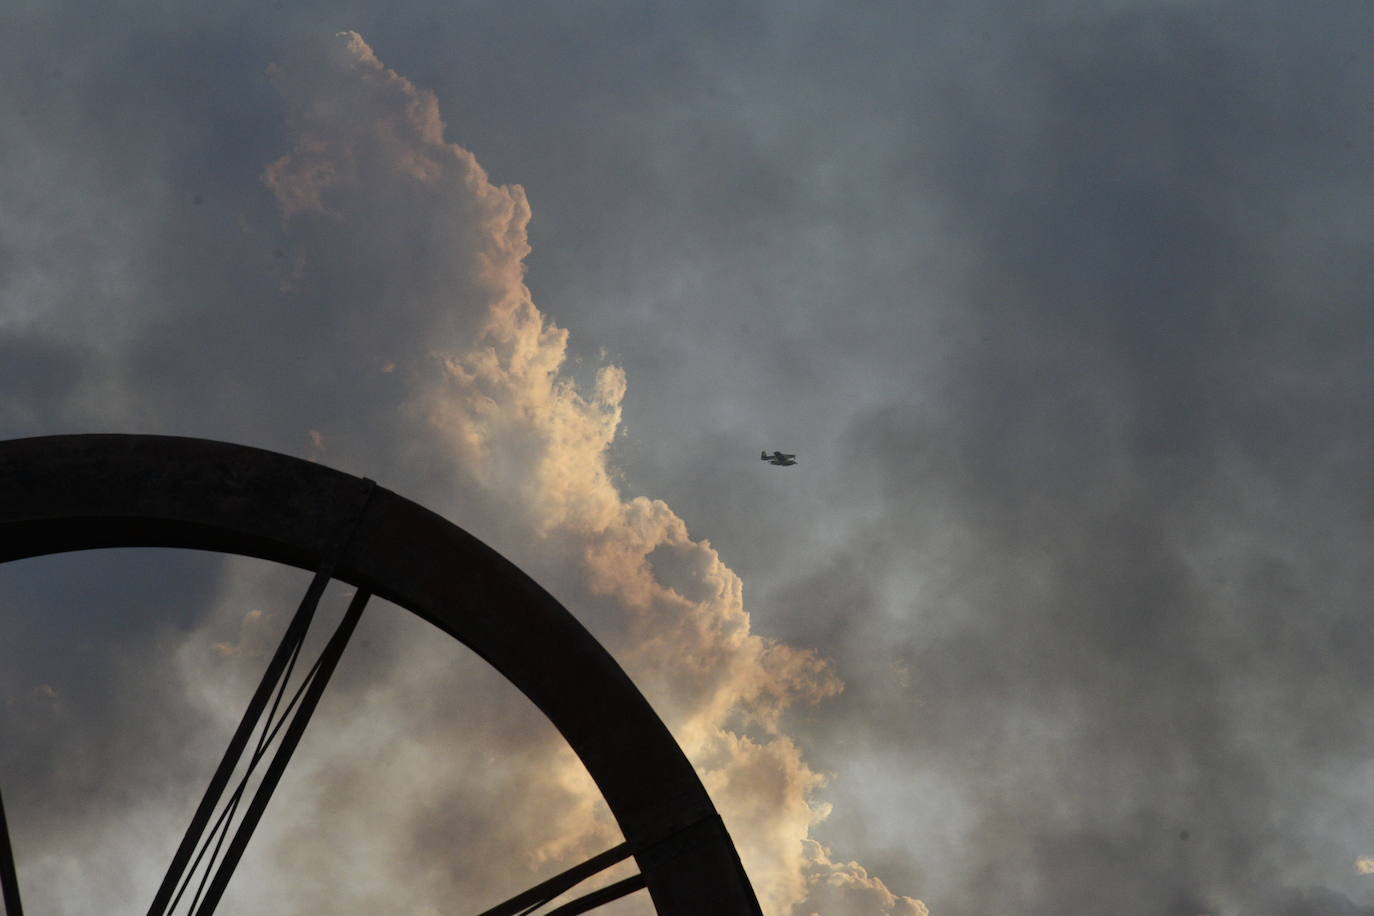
[1260,887,1374,916]
[768,3,1374,913]
[0,333,87,433]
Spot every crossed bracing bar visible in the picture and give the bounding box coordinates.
[478,842,646,915]
[0,782,20,916]
[148,565,370,916]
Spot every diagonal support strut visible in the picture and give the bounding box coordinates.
[0,782,23,916]
[146,566,334,916]
[479,842,636,916]
[542,873,647,915]
[192,586,371,915]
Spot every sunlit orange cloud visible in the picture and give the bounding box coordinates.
[227,30,927,913]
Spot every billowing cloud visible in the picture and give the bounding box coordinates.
[232,31,920,912]
[0,30,916,914]
[801,840,930,916]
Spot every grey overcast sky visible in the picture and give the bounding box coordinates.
[4,2,1374,914]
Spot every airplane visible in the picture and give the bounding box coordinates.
[761,450,797,466]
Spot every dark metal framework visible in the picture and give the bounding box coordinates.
[0,434,762,915]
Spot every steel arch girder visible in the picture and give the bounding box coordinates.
[0,434,761,914]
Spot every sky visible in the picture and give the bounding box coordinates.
[3,2,1374,914]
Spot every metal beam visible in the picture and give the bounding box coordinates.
[168,630,334,916]
[0,782,22,916]
[543,874,647,915]
[193,588,372,915]
[147,566,332,916]
[479,842,634,916]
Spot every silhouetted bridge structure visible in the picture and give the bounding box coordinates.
[0,434,762,915]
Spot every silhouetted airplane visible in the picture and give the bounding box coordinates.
[761,450,797,466]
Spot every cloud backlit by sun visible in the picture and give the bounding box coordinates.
[249,30,922,913]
